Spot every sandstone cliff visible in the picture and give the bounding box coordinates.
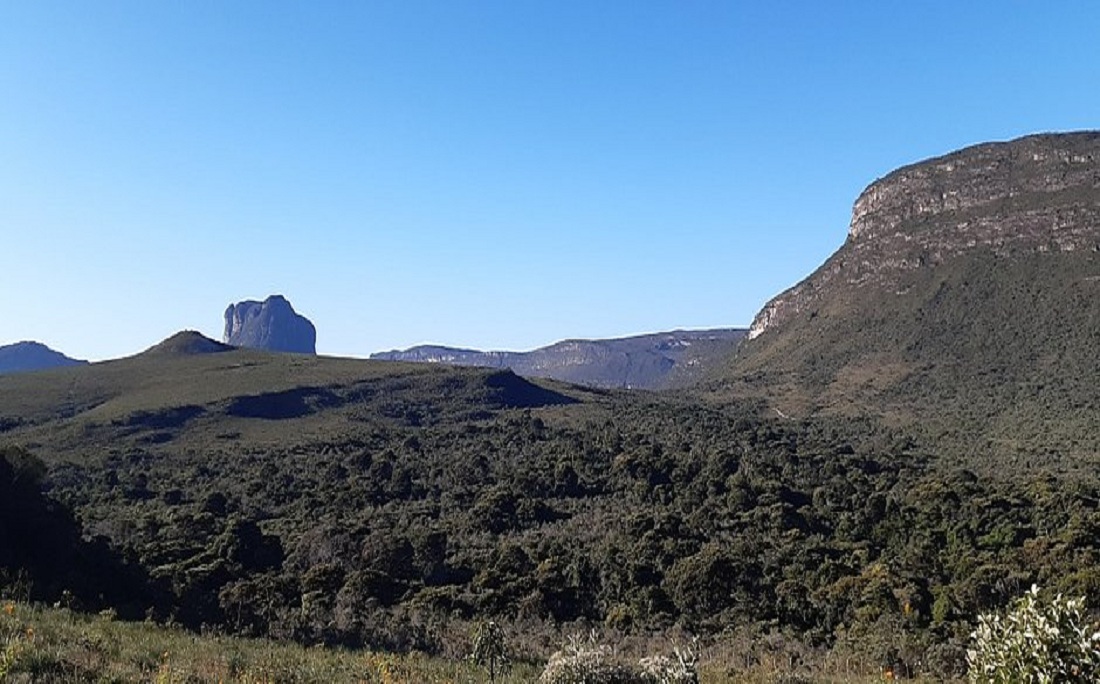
[749,132,1100,340]
[730,131,1100,457]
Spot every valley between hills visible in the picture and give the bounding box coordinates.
[5,131,1100,681]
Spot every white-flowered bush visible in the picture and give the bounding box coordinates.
[637,642,699,684]
[538,632,639,684]
[538,632,699,684]
[967,585,1100,683]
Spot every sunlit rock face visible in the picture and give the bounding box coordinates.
[749,132,1100,340]
[223,295,316,354]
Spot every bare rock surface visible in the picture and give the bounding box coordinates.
[224,295,316,354]
[750,131,1100,340]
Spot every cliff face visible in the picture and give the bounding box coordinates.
[223,295,317,354]
[749,132,1100,340]
[730,131,1100,456]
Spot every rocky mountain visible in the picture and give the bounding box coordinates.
[727,131,1100,457]
[0,341,87,374]
[372,328,747,389]
[223,295,316,354]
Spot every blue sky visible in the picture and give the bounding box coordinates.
[2,2,1097,360]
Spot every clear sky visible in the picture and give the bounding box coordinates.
[2,2,1097,360]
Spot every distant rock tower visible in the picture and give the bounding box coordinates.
[223,295,317,354]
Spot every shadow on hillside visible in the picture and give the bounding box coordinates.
[226,388,342,420]
[485,370,578,408]
[220,370,576,423]
[0,446,164,618]
[114,405,206,430]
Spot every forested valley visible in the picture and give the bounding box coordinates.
[5,373,1099,679]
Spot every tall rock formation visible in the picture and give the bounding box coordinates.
[223,295,316,354]
[748,132,1100,341]
[726,131,1100,457]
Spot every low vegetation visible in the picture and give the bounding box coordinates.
[726,250,1100,466]
[4,346,1100,680]
[0,599,541,682]
[0,599,955,682]
[967,586,1100,683]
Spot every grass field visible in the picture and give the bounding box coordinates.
[0,600,953,683]
[1,600,542,683]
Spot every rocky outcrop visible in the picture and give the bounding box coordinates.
[749,131,1100,340]
[728,130,1100,456]
[0,342,87,374]
[223,295,316,354]
[373,329,747,389]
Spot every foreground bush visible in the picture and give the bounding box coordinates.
[638,647,700,684]
[967,585,1100,683]
[538,633,698,684]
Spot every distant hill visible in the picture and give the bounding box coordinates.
[0,331,576,455]
[144,330,235,356]
[0,341,87,374]
[372,329,747,389]
[224,295,316,354]
[723,131,1100,459]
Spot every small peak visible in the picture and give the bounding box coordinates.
[145,331,234,356]
[7,341,49,352]
[0,341,87,374]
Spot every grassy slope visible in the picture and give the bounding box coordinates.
[0,599,542,683]
[0,600,939,683]
[0,342,585,461]
[722,248,1100,468]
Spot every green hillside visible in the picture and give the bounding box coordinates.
[3,331,1100,680]
[726,249,1100,465]
[0,332,580,459]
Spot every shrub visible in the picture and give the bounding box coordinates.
[967,584,1100,682]
[638,641,699,683]
[470,619,509,682]
[538,633,699,684]
[538,634,640,684]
